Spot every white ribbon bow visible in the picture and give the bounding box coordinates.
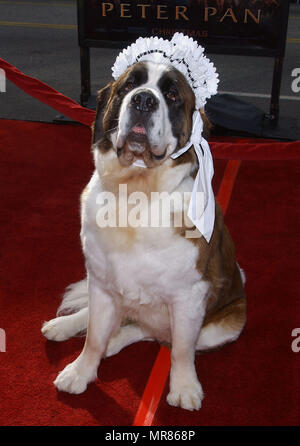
[170,110,215,242]
[133,110,215,243]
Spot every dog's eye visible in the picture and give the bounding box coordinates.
[166,89,177,102]
[124,81,134,92]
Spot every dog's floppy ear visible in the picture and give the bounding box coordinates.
[92,82,113,144]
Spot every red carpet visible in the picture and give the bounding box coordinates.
[0,119,299,426]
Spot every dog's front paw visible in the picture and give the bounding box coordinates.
[167,379,204,411]
[54,360,96,394]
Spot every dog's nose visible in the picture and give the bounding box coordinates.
[131,91,158,113]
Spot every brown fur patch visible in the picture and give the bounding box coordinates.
[175,70,195,149]
[203,297,246,332]
[176,200,246,329]
[200,109,212,141]
[171,109,211,170]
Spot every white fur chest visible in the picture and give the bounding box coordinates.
[81,172,202,307]
[106,233,201,306]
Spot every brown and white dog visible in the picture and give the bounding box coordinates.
[42,60,246,411]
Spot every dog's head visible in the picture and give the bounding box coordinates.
[93,61,209,169]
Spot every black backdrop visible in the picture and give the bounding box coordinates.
[78,1,289,57]
[77,1,290,125]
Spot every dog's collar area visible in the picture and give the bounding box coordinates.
[131,110,215,243]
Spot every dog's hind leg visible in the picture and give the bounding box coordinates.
[105,324,153,358]
[41,279,89,341]
[42,308,88,341]
[196,297,246,351]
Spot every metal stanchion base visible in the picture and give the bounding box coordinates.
[207,94,300,141]
[262,115,299,141]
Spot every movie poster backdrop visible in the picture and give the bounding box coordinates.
[77,0,289,57]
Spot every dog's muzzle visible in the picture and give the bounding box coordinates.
[131,90,158,114]
[116,88,166,167]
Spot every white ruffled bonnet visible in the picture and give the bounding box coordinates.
[112,33,218,109]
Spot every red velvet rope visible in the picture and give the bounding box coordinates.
[0,57,96,127]
[211,140,300,160]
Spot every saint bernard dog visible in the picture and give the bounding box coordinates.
[42,60,246,411]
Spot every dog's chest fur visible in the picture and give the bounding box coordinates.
[81,167,204,315]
